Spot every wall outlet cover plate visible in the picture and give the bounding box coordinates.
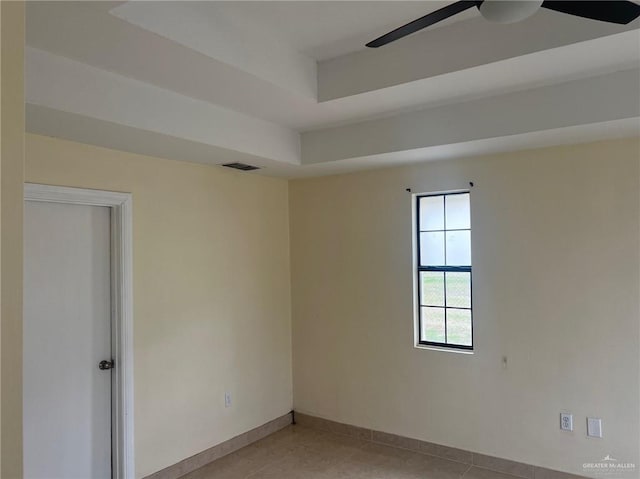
[560,413,573,431]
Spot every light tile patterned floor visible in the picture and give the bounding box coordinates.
[180,425,519,479]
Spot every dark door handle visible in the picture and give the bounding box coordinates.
[99,360,114,370]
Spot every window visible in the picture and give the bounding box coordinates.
[416,192,472,350]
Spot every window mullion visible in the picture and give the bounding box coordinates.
[443,195,448,344]
[443,271,448,343]
[419,266,471,272]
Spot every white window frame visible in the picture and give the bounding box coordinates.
[412,189,474,353]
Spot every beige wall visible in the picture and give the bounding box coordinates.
[20,131,640,477]
[290,138,640,477]
[1,2,25,478]
[25,133,293,478]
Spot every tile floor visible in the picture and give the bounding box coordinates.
[180,425,519,479]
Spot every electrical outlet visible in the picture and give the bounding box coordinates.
[224,392,232,408]
[587,418,602,438]
[560,413,573,431]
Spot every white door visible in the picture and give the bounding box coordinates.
[24,201,112,479]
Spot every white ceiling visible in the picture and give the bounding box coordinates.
[181,1,474,61]
[25,1,640,177]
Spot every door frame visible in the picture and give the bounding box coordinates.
[24,183,134,479]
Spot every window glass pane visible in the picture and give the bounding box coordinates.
[446,309,472,346]
[420,232,445,266]
[421,307,445,343]
[419,196,444,231]
[445,193,470,230]
[445,230,471,266]
[445,272,471,308]
[421,272,444,307]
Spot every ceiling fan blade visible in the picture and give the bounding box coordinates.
[366,1,479,48]
[541,1,640,24]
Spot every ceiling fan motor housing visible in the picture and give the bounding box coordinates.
[478,0,545,24]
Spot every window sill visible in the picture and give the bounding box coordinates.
[414,343,474,355]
